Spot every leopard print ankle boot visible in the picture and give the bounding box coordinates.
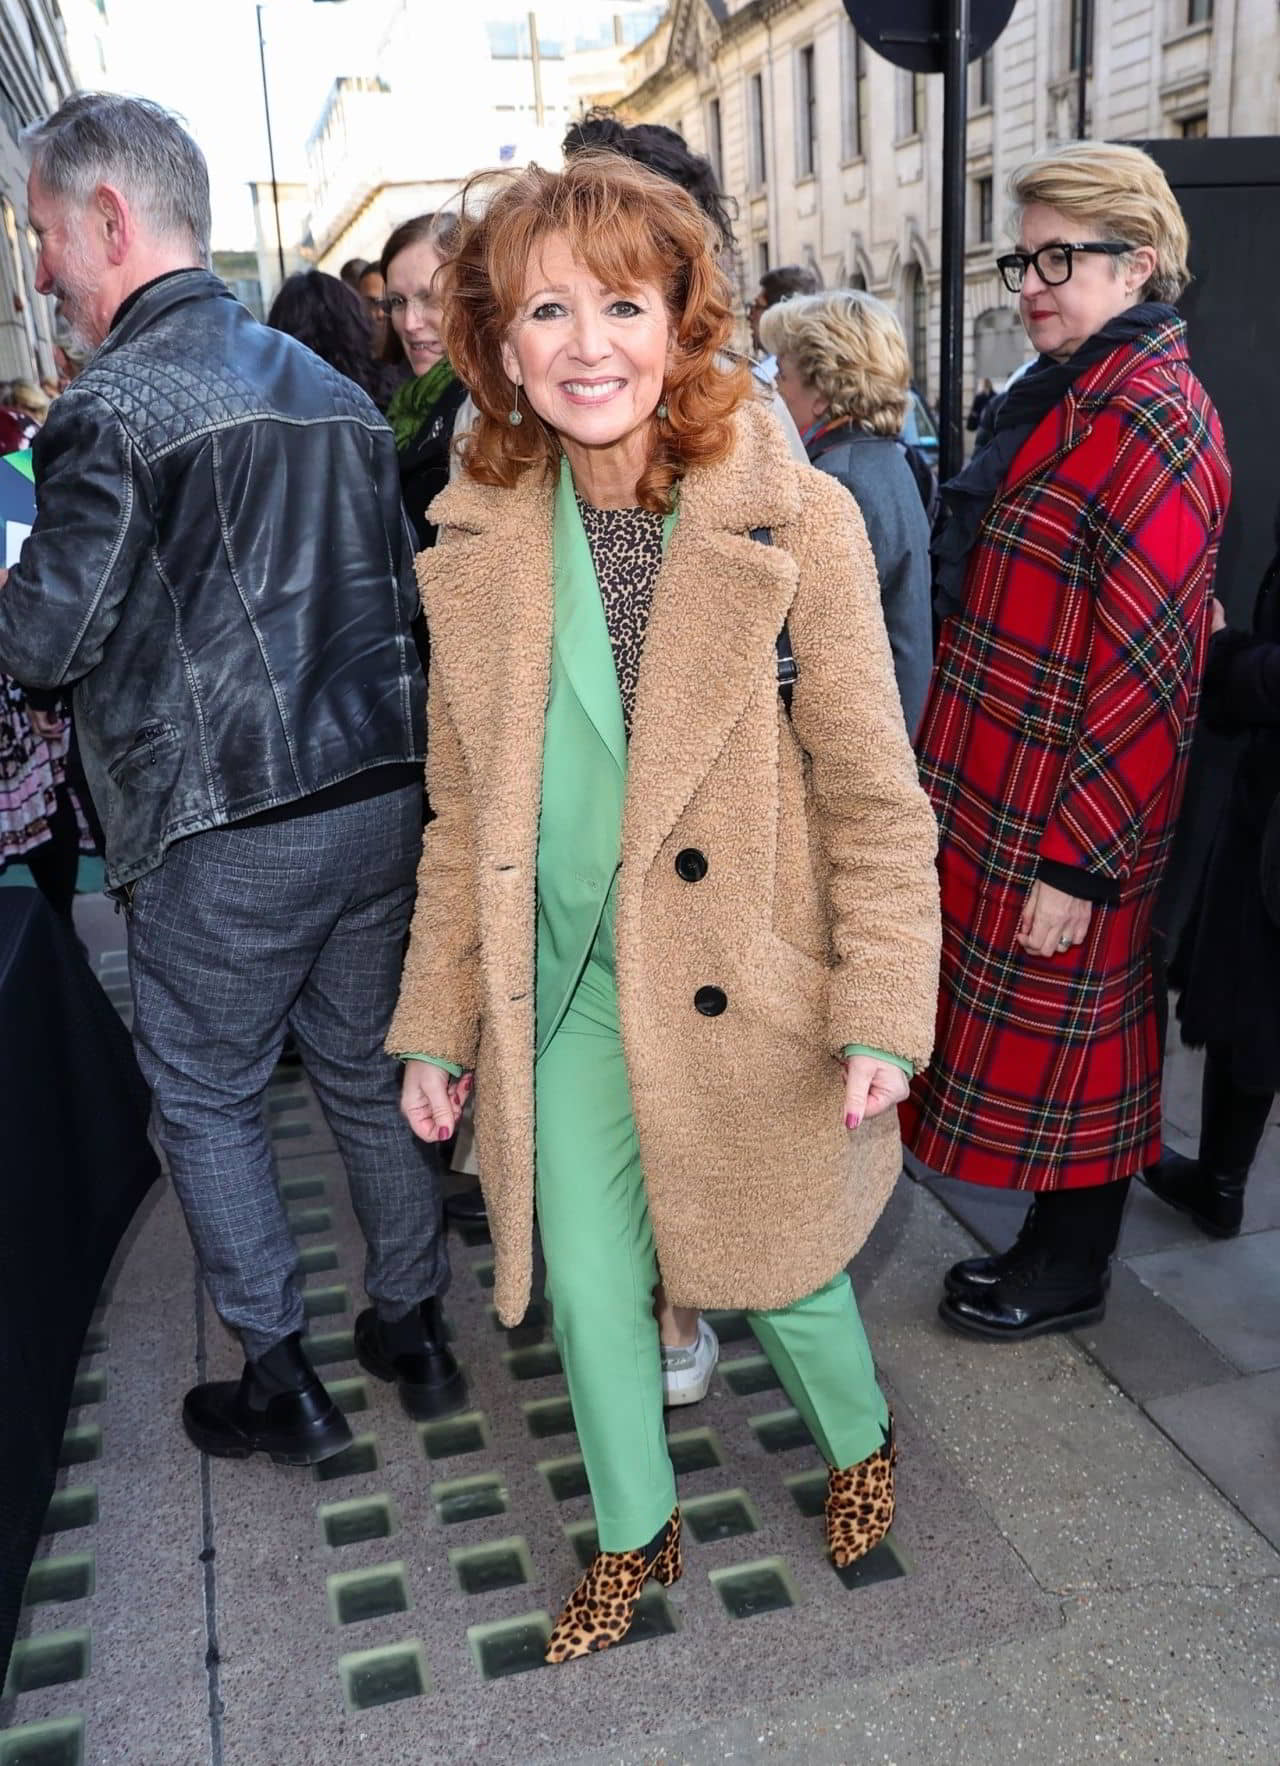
[545,1507,682,1663]
[825,1416,896,1569]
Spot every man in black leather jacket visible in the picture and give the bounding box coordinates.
[0,94,466,1464]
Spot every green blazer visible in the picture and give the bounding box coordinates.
[535,461,674,1058]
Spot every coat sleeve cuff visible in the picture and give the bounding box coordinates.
[1035,858,1122,904]
[397,1053,465,1078]
[842,1043,914,1078]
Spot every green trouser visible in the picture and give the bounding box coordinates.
[534,933,891,1553]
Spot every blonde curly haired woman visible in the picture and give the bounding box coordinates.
[760,289,933,734]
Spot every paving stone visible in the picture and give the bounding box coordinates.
[1073,1263,1239,1404]
[1149,1369,1280,1550]
[1127,1230,1280,1374]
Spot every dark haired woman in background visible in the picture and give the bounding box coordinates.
[266,269,396,409]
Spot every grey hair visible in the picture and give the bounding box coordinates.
[24,93,211,263]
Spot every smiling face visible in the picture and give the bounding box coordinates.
[384,238,446,378]
[1016,202,1152,362]
[499,232,672,503]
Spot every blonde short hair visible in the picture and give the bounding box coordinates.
[9,379,49,419]
[758,289,910,436]
[1008,141,1190,303]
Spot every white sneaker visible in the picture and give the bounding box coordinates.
[660,1317,720,1407]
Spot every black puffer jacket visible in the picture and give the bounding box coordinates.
[0,271,423,888]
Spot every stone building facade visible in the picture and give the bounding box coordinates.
[616,0,1277,400]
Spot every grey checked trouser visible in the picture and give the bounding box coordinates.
[126,784,448,1360]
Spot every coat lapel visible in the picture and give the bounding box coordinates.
[551,461,627,775]
[623,400,802,877]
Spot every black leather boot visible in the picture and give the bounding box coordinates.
[944,1200,1043,1297]
[355,1295,467,1420]
[1143,1049,1270,1239]
[183,1332,352,1465]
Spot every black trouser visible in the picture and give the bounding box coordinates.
[1199,1043,1273,1179]
[19,784,80,921]
[1032,1178,1132,1275]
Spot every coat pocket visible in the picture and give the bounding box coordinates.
[107,720,180,785]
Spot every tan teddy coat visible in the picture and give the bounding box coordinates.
[389,399,941,1327]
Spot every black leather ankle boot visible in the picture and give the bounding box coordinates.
[944,1200,1044,1297]
[183,1332,352,1465]
[1144,1051,1271,1239]
[355,1295,467,1420]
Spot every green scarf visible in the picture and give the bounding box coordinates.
[387,359,457,450]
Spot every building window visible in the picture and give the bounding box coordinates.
[842,25,866,160]
[976,50,993,109]
[1180,111,1209,136]
[707,96,723,184]
[901,70,926,138]
[748,71,768,188]
[975,175,993,243]
[1187,0,1213,21]
[1068,0,1093,70]
[795,44,818,179]
[757,238,770,278]
[904,263,928,390]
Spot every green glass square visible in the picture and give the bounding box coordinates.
[320,1497,395,1549]
[433,1475,508,1525]
[43,1487,98,1535]
[329,1563,409,1625]
[667,1428,722,1475]
[5,1629,90,1694]
[721,1355,781,1397]
[24,1554,94,1606]
[450,1537,532,1595]
[523,1397,575,1440]
[683,1489,760,1542]
[467,1613,549,1680]
[313,1436,380,1483]
[710,1557,797,1619]
[339,1641,429,1710]
[0,1717,84,1766]
[750,1409,814,1454]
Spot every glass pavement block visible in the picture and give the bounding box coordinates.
[703,1308,755,1344]
[327,1379,369,1415]
[720,1355,781,1397]
[24,1554,94,1606]
[79,1326,107,1355]
[300,1245,340,1275]
[472,1260,495,1290]
[302,1284,349,1319]
[539,1456,589,1502]
[750,1409,815,1454]
[419,1413,488,1460]
[339,1640,429,1711]
[710,1557,798,1620]
[313,1436,380,1483]
[57,1426,101,1469]
[565,1521,599,1569]
[69,1370,105,1407]
[432,1474,508,1525]
[4,1629,90,1695]
[449,1538,532,1595]
[505,1344,562,1381]
[42,1488,97,1535]
[328,1563,409,1626]
[457,1220,492,1248]
[303,1329,356,1368]
[467,1613,550,1680]
[616,1584,677,1645]
[833,1538,909,1591]
[320,1497,395,1549]
[682,1489,760,1543]
[523,1397,575,1440]
[0,1717,85,1766]
[287,1207,332,1236]
[785,1470,828,1518]
[280,1175,327,1201]
[666,1428,723,1475]
[270,1121,311,1140]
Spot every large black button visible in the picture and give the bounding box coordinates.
[694,986,727,1017]
[675,848,708,883]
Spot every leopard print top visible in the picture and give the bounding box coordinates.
[576,495,665,740]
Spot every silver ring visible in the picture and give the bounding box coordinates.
[1058,936,1072,950]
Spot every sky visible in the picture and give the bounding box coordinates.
[88,0,384,249]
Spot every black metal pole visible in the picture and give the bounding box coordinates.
[939,0,970,484]
[1075,0,1091,138]
[256,4,286,288]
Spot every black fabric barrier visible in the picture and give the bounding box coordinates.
[0,889,159,1685]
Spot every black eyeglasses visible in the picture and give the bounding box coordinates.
[996,241,1134,293]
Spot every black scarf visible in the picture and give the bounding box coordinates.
[931,302,1180,619]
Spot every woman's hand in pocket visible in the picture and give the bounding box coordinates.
[401,1061,473,1144]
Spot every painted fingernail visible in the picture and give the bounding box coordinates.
[846,1111,861,1130]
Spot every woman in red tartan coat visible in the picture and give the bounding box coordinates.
[901,143,1231,1341]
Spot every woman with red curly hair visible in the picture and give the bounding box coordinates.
[386,154,940,1660]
